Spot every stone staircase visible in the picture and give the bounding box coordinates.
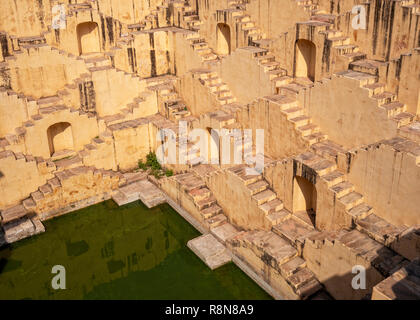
[185,31,219,64]
[80,52,113,69]
[305,228,408,282]
[165,0,203,30]
[229,229,322,299]
[226,1,266,46]
[173,172,229,230]
[227,163,291,228]
[171,164,323,299]
[146,75,197,124]
[23,165,121,212]
[335,70,415,128]
[265,94,329,146]
[0,88,97,152]
[294,151,375,225]
[237,46,289,94]
[191,68,237,105]
[0,150,123,247]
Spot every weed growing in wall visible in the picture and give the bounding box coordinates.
[138,152,173,179]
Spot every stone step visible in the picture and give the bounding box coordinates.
[287,267,318,291]
[0,205,28,224]
[356,213,407,246]
[297,123,320,137]
[2,216,44,244]
[334,44,359,55]
[260,199,284,215]
[22,198,36,211]
[350,59,387,76]
[292,211,315,229]
[381,101,406,117]
[283,107,304,119]
[336,70,377,86]
[303,132,328,145]
[280,256,307,278]
[330,181,355,198]
[273,216,316,250]
[39,183,53,197]
[196,196,217,210]
[364,82,386,96]
[290,115,311,127]
[252,189,277,205]
[348,203,373,221]
[304,158,337,176]
[201,203,223,219]
[54,156,83,171]
[247,180,269,195]
[392,112,415,127]
[230,166,262,185]
[291,273,322,299]
[321,170,345,187]
[187,234,231,270]
[311,139,346,162]
[235,230,298,265]
[373,92,396,105]
[205,214,228,229]
[188,187,211,202]
[338,191,364,210]
[265,209,290,226]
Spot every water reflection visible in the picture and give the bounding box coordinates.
[0,201,271,300]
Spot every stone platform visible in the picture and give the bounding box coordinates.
[372,258,420,300]
[187,233,232,270]
[1,216,45,246]
[112,179,166,208]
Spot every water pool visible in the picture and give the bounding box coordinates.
[0,200,272,300]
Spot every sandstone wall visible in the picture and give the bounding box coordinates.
[0,0,51,37]
[0,151,53,208]
[0,90,34,137]
[205,169,269,230]
[237,97,310,160]
[302,231,386,300]
[133,30,171,78]
[7,45,89,99]
[23,108,99,158]
[216,48,272,104]
[172,30,205,77]
[110,120,153,171]
[33,166,120,219]
[303,74,400,149]
[91,67,148,117]
[347,138,420,227]
[264,159,351,231]
[246,0,311,39]
[385,48,420,116]
[179,72,222,117]
[95,0,164,25]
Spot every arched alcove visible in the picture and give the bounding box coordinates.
[77,22,100,55]
[47,122,74,157]
[207,127,220,164]
[295,39,316,82]
[293,175,317,226]
[216,23,231,55]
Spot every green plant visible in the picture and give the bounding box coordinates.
[138,160,147,170]
[139,152,168,179]
[145,152,162,171]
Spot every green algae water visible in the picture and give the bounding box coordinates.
[0,200,271,300]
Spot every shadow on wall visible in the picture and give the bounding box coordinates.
[388,227,420,263]
[77,22,101,55]
[317,230,419,300]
